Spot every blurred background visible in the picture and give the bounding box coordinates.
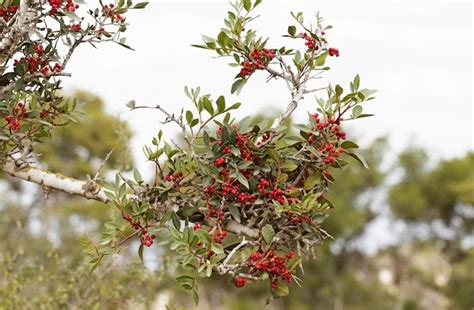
[0,1,472,309]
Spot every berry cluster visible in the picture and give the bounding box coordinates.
[214,157,225,167]
[300,32,320,50]
[236,249,294,288]
[203,125,304,217]
[122,212,156,247]
[239,48,276,77]
[190,226,227,261]
[328,47,340,57]
[0,5,18,22]
[70,23,81,32]
[140,229,155,247]
[322,170,332,178]
[300,32,340,57]
[14,44,62,76]
[321,142,345,165]
[268,187,299,204]
[48,0,79,14]
[39,110,49,119]
[165,172,183,185]
[257,178,270,193]
[289,212,312,224]
[212,230,227,244]
[208,205,224,223]
[4,102,28,131]
[307,113,346,166]
[102,3,124,21]
[234,276,247,288]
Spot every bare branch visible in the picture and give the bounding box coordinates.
[2,157,109,202]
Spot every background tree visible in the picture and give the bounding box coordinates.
[387,151,474,309]
[0,91,166,309]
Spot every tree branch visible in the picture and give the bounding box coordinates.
[1,158,108,202]
[1,157,259,239]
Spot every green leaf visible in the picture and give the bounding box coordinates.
[99,234,111,245]
[340,141,358,149]
[228,205,241,223]
[304,174,321,190]
[133,168,143,183]
[186,111,193,124]
[231,79,245,94]
[335,84,343,97]
[314,52,328,66]
[356,113,374,119]
[182,254,195,266]
[348,152,369,169]
[184,86,192,100]
[319,198,335,209]
[190,119,199,127]
[171,212,181,229]
[138,244,144,263]
[261,224,275,245]
[353,74,360,91]
[195,229,211,244]
[133,2,148,9]
[280,161,298,171]
[360,88,377,98]
[274,281,289,296]
[203,130,210,146]
[287,25,296,37]
[243,0,251,11]
[202,97,214,115]
[176,274,195,283]
[313,212,329,224]
[217,31,231,48]
[216,96,226,113]
[177,205,196,218]
[211,243,224,255]
[206,264,213,277]
[294,124,312,132]
[268,148,280,162]
[192,287,199,305]
[228,102,241,111]
[236,171,249,189]
[126,100,136,109]
[352,105,363,118]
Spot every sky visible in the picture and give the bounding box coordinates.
[62,1,473,180]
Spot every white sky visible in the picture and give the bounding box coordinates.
[63,1,473,179]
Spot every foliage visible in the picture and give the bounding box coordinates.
[0,0,147,162]
[389,150,474,236]
[100,0,376,301]
[0,0,380,304]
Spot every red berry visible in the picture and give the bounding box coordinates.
[234,276,247,288]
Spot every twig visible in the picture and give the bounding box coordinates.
[304,87,327,94]
[112,230,140,249]
[93,149,114,181]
